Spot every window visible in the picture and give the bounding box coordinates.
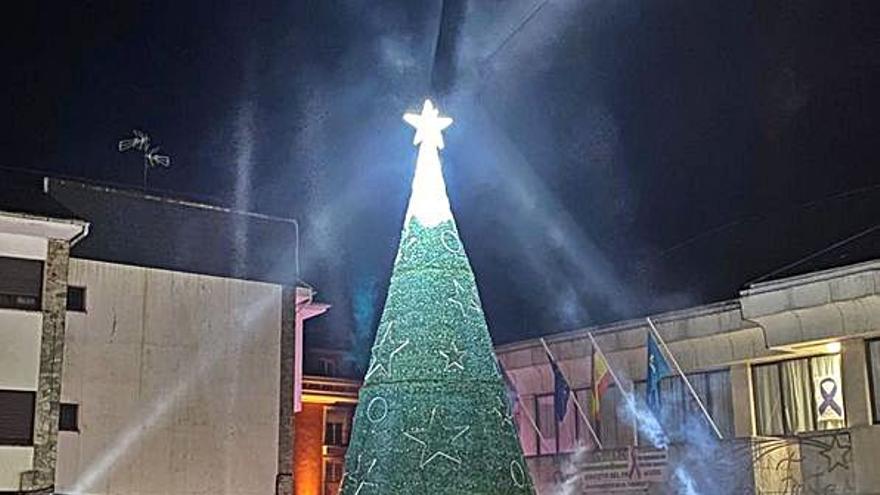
[520,370,734,456]
[324,459,343,483]
[753,354,845,436]
[318,357,337,377]
[59,403,79,432]
[658,370,734,439]
[325,421,344,446]
[534,394,559,454]
[868,339,880,424]
[67,286,86,312]
[324,407,351,446]
[0,390,36,445]
[518,396,538,456]
[0,257,43,310]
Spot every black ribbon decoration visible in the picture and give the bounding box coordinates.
[818,377,843,417]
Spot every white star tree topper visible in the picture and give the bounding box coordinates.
[403,99,454,227]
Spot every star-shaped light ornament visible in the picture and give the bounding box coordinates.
[402,100,454,228]
[438,342,466,371]
[364,321,410,383]
[404,407,470,469]
[340,454,378,495]
[449,279,481,317]
[403,99,453,150]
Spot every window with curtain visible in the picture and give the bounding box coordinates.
[868,339,880,424]
[753,354,845,436]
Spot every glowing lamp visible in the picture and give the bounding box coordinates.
[825,341,841,354]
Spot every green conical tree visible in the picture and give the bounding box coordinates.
[339,101,535,495]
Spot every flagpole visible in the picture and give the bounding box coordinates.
[586,332,639,446]
[646,317,724,440]
[520,397,546,442]
[539,338,603,450]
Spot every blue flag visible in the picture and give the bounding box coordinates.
[550,359,571,423]
[646,332,671,414]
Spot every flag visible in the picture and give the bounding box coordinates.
[646,332,671,414]
[591,347,612,422]
[549,358,571,423]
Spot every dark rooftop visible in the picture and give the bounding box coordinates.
[46,178,299,285]
[0,169,299,285]
[0,169,81,221]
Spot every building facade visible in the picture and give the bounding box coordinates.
[0,174,326,495]
[496,259,880,494]
[293,348,360,495]
[0,200,88,493]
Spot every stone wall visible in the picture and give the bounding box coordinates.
[20,239,70,492]
[276,286,296,495]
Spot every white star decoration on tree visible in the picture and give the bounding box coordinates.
[449,279,481,316]
[404,406,470,468]
[364,321,410,382]
[438,342,466,371]
[402,100,454,227]
[491,395,515,429]
[403,99,453,151]
[341,454,377,495]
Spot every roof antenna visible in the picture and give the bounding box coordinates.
[117,129,171,190]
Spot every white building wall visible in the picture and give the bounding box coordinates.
[0,310,42,391]
[0,447,34,489]
[56,259,282,495]
[0,232,46,490]
[0,232,48,260]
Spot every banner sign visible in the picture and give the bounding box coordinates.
[581,447,668,493]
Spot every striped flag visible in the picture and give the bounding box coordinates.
[591,347,612,422]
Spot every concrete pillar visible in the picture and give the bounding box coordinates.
[730,363,755,438]
[841,338,871,428]
[21,239,70,492]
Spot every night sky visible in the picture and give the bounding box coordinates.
[4,1,880,363]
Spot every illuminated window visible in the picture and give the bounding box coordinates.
[868,339,880,424]
[753,354,845,436]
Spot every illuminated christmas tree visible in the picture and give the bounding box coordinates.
[339,100,534,494]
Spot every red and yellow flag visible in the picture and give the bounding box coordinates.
[591,348,612,422]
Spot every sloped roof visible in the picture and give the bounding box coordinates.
[42,177,299,285]
[0,169,81,221]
